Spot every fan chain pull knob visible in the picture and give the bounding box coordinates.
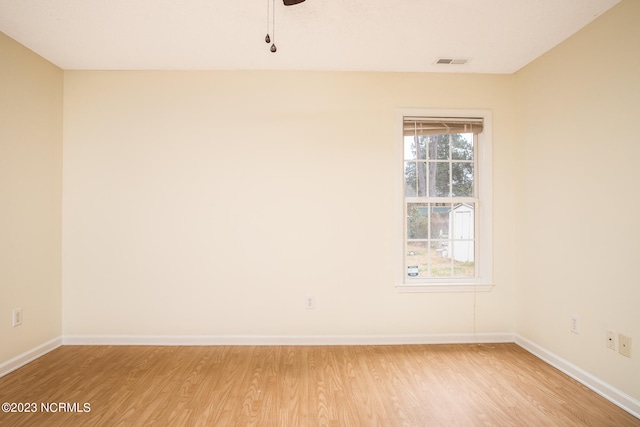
[265,34,270,43]
[270,44,277,52]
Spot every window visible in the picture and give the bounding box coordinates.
[397,109,493,292]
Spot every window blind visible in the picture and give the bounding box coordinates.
[403,117,483,136]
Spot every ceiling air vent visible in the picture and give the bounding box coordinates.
[436,58,469,65]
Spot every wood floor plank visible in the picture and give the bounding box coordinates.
[0,343,637,426]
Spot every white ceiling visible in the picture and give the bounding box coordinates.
[0,0,620,73]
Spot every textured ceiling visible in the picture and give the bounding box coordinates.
[0,0,620,73]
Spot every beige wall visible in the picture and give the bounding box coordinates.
[3,0,637,406]
[515,0,639,399]
[62,71,518,336]
[0,33,63,362]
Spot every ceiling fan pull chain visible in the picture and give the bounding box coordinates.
[265,0,305,52]
[265,0,271,43]
[270,0,277,52]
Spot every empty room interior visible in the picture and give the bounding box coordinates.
[1,0,639,425]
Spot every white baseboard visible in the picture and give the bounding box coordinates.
[515,334,640,419]
[63,332,515,346]
[0,336,62,379]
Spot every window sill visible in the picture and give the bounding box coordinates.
[396,283,494,293]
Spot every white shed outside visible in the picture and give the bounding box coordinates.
[450,203,474,263]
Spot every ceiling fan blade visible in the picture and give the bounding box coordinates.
[283,0,305,5]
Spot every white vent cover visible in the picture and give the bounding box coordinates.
[436,58,469,65]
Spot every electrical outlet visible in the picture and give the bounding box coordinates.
[570,315,580,334]
[605,329,616,350]
[619,334,632,358]
[305,296,315,310]
[12,308,23,327]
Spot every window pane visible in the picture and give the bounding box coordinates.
[452,162,474,197]
[404,162,427,197]
[453,233,475,276]
[452,133,474,160]
[407,203,429,239]
[404,136,417,160]
[452,204,474,239]
[404,162,416,197]
[430,203,450,239]
[429,244,453,277]
[406,242,428,278]
[404,136,414,160]
[453,259,475,277]
[452,241,475,276]
[405,135,428,160]
[452,204,475,276]
[429,162,450,197]
[428,134,449,160]
[416,162,427,197]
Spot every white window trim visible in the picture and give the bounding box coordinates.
[395,109,494,293]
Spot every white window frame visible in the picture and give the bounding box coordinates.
[396,109,493,293]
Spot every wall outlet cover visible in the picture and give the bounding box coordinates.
[619,334,632,358]
[570,315,580,334]
[605,329,616,350]
[305,296,315,310]
[12,308,23,327]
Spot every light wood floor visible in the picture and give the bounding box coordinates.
[0,343,637,426]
